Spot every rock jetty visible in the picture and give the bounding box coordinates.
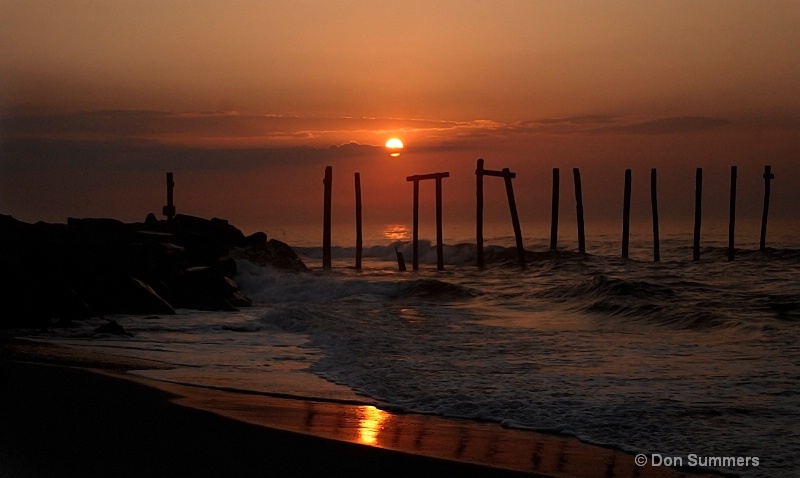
[0,214,307,328]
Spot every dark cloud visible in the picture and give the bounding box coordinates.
[523,115,618,126]
[0,108,462,141]
[598,116,731,135]
[0,137,380,174]
[505,115,731,135]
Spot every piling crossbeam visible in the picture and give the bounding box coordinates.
[407,172,450,271]
[475,160,525,268]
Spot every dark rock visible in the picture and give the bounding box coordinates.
[173,266,251,311]
[144,212,159,227]
[232,239,308,272]
[87,275,176,316]
[0,214,305,326]
[215,256,238,279]
[95,319,133,336]
[244,232,268,247]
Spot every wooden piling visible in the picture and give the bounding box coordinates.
[503,168,526,268]
[475,162,524,267]
[622,169,632,259]
[650,168,660,262]
[476,159,485,268]
[323,166,332,270]
[550,168,559,251]
[395,247,407,272]
[412,179,419,271]
[407,172,449,271]
[354,172,363,270]
[760,165,774,251]
[573,168,586,254]
[728,166,737,261]
[162,172,176,222]
[693,168,702,262]
[435,176,444,271]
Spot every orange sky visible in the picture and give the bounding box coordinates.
[2,1,800,243]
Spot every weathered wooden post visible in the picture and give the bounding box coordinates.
[354,172,363,270]
[162,172,176,222]
[622,169,632,259]
[573,168,586,254]
[476,159,485,268]
[760,165,774,251]
[693,168,703,261]
[650,168,660,262]
[728,166,737,261]
[503,168,526,268]
[412,178,420,270]
[406,172,450,271]
[550,168,559,251]
[323,166,332,270]
[395,247,407,272]
[475,161,525,267]
[435,175,444,271]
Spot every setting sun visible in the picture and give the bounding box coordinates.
[385,138,404,157]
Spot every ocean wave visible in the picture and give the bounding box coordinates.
[532,275,752,331]
[235,259,475,305]
[294,241,581,268]
[295,241,800,268]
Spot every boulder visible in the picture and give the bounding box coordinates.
[173,266,251,311]
[0,214,309,326]
[95,319,133,337]
[231,239,308,272]
[86,274,176,316]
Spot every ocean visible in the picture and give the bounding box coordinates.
[28,223,800,477]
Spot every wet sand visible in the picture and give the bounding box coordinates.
[0,339,722,477]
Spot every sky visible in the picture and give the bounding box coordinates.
[2,0,800,245]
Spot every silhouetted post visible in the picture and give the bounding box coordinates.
[407,172,450,271]
[622,169,632,259]
[395,247,407,272]
[475,162,524,267]
[650,168,660,262]
[550,168,560,251]
[354,172,363,270]
[435,176,444,271]
[573,168,586,254]
[728,166,737,261]
[162,172,176,222]
[476,159,485,268]
[503,168,526,268]
[323,166,332,270]
[693,168,703,261]
[412,179,419,271]
[760,165,774,251]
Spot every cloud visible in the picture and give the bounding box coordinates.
[504,115,731,135]
[0,108,465,144]
[525,115,618,126]
[0,137,380,174]
[598,116,731,134]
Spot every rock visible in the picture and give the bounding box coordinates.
[244,231,268,247]
[173,266,251,311]
[0,214,307,326]
[95,319,133,336]
[231,239,308,272]
[87,275,176,316]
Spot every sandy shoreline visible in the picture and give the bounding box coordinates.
[1,339,722,477]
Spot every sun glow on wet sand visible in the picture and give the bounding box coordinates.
[357,406,391,445]
[385,138,404,157]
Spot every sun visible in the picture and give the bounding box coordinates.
[385,138,404,157]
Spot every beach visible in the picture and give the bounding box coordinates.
[0,338,724,478]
